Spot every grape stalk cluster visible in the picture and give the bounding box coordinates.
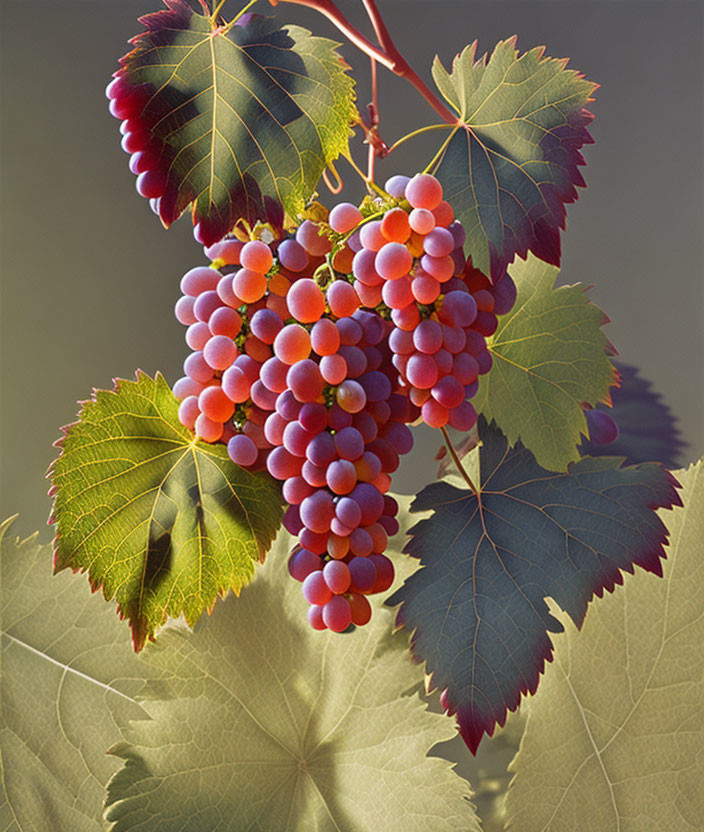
[166,173,516,632]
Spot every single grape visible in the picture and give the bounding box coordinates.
[369,554,395,593]
[329,202,363,234]
[491,272,517,315]
[452,353,479,385]
[277,238,309,272]
[348,556,377,594]
[586,409,619,445]
[384,174,411,197]
[299,528,329,555]
[221,365,251,403]
[327,402,353,430]
[413,319,443,354]
[358,371,392,403]
[250,308,283,344]
[432,201,454,227]
[307,604,327,630]
[320,354,348,385]
[203,335,238,371]
[199,386,235,422]
[391,302,420,331]
[287,278,326,323]
[274,324,312,364]
[264,411,287,446]
[375,242,413,281]
[380,208,411,243]
[302,571,333,605]
[205,239,243,265]
[352,249,382,286]
[311,318,341,356]
[233,269,267,303]
[184,351,214,384]
[296,220,332,256]
[300,491,335,534]
[421,398,449,428]
[282,421,315,458]
[306,432,336,467]
[431,375,465,409]
[180,266,221,297]
[174,295,197,326]
[334,426,365,461]
[328,533,350,559]
[240,240,273,274]
[336,379,367,413]
[298,402,327,433]
[326,459,357,495]
[136,170,166,199]
[411,274,440,304]
[260,356,289,394]
[405,173,443,210]
[288,549,322,582]
[250,379,278,411]
[350,482,385,525]
[381,276,414,309]
[335,496,362,530]
[359,220,386,252]
[348,593,372,625]
[195,412,224,443]
[209,307,242,338]
[423,227,455,258]
[322,596,352,632]
[178,396,200,430]
[287,359,324,403]
[185,321,211,351]
[448,401,477,431]
[440,291,477,327]
[406,353,438,389]
[381,421,414,455]
[349,527,373,556]
[323,560,351,594]
[173,376,203,401]
[327,281,360,318]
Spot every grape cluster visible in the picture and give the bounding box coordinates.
[171,173,516,632]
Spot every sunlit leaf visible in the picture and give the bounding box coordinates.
[118,3,355,242]
[387,418,681,754]
[430,38,595,280]
[473,254,617,472]
[49,371,283,651]
[0,518,155,831]
[505,460,704,832]
[104,530,479,831]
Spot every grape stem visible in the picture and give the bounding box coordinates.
[441,426,479,495]
[267,0,457,125]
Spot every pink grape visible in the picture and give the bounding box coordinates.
[352,249,382,286]
[268,447,303,480]
[322,596,352,632]
[350,528,373,556]
[193,290,221,323]
[274,325,311,364]
[381,276,414,309]
[186,322,211,350]
[260,356,289,393]
[409,208,435,235]
[289,549,322,582]
[311,318,341,356]
[240,240,273,273]
[298,402,327,433]
[423,227,455,257]
[221,366,250,402]
[335,496,362,529]
[448,401,477,431]
[375,242,413,280]
[199,386,234,421]
[308,605,327,630]
[174,295,197,326]
[287,279,325,323]
[296,220,331,256]
[405,173,443,210]
[327,281,360,317]
[334,426,364,460]
[336,379,367,413]
[421,398,449,428]
[413,319,443,354]
[195,413,223,443]
[287,359,324,403]
[326,459,357,495]
[406,353,438,389]
[329,202,363,234]
[250,308,283,344]
[302,571,333,605]
[203,335,238,370]
[184,351,214,384]
[180,266,220,297]
[349,593,372,625]
[349,557,377,594]
[209,307,242,338]
[178,396,200,429]
[283,476,315,505]
[173,376,203,400]
[300,491,334,533]
[359,221,386,252]
[323,560,351,594]
[320,354,348,385]
[384,174,411,197]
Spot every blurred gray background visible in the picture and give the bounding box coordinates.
[1,0,703,539]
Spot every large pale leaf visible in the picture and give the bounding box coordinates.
[0,518,155,831]
[49,371,283,651]
[505,460,704,831]
[430,38,595,280]
[104,530,479,831]
[119,3,355,243]
[387,418,681,754]
[473,254,617,472]
[580,361,686,468]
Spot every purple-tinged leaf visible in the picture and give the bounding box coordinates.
[430,38,596,281]
[388,418,681,754]
[580,362,686,468]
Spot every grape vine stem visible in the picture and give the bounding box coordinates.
[441,426,479,495]
[268,0,457,124]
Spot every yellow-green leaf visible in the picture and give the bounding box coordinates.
[49,372,283,651]
[505,460,704,831]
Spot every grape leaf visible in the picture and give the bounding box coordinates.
[48,371,283,651]
[0,517,156,831]
[103,530,480,832]
[580,361,686,468]
[430,38,595,280]
[473,254,617,472]
[505,460,704,831]
[387,418,681,755]
[119,2,355,243]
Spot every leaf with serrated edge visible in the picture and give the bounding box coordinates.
[505,460,704,831]
[48,371,283,651]
[118,3,355,243]
[429,38,595,280]
[387,418,681,755]
[103,528,479,832]
[0,518,157,830]
[580,361,686,468]
[474,253,617,472]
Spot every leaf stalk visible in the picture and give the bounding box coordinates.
[441,426,479,495]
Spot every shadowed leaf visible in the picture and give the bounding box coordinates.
[505,460,704,831]
[118,2,355,243]
[580,361,686,468]
[387,418,681,754]
[48,371,283,651]
[103,530,479,832]
[430,38,595,280]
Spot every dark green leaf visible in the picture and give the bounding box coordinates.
[473,254,617,472]
[387,418,681,754]
[120,3,355,243]
[430,38,596,280]
[104,530,479,831]
[0,518,156,830]
[49,371,283,651]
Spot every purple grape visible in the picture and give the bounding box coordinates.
[586,409,619,445]
[334,427,365,461]
[288,549,322,582]
[349,556,377,593]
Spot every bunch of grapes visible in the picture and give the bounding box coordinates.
[171,172,516,632]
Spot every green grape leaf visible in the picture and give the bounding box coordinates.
[473,254,617,472]
[0,518,157,831]
[505,460,704,831]
[49,371,283,651]
[430,38,596,280]
[387,418,682,755]
[118,3,355,243]
[104,530,480,832]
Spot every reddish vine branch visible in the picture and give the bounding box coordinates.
[268,0,457,125]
